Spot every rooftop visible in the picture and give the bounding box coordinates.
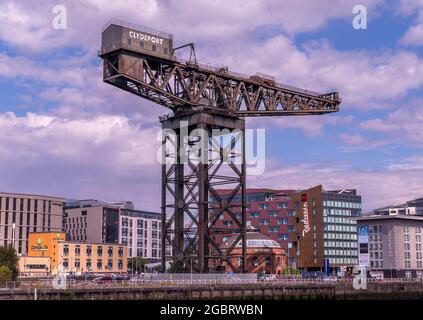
[221,231,282,249]
[102,18,173,39]
[215,188,293,196]
[354,215,423,222]
[0,192,65,201]
[64,199,120,209]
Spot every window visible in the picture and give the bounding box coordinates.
[223,220,233,227]
[86,259,92,269]
[86,245,92,256]
[278,202,288,209]
[278,234,288,241]
[107,260,113,270]
[278,218,288,225]
[63,259,68,269]
[259,219,269,225]
[97,246,103,257]
[75,245,80,256]
[75,259,80,268]
[97,260,102,269]
[268,211,278,217]
[265,256,272,266]
[63,245,69,256]
[258,203,268,210]
[268,226,279,233]
[249,212,260,219]
[118,247,124,257]
[118,260,124,270]
[252,256,259,267]
[288,210,296,217]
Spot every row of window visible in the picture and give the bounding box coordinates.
[324,249,358,257]
[65,216,87,224]
[0,212,53,227]
[403,225,423,233]
[328,257,358,265]
[323,230,357,240]
[259,203,291,210]
[62,258,124,270]
[0,197,53,213]
[323,216,357,225]
[323,200,361,209]
[63,245,124,257]
[324,241,358,248]
[323,223,357,232]
[324,232,357,240]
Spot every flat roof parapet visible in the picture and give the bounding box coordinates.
[102,18,173,39]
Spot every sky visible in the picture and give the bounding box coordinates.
[0,0,423,212]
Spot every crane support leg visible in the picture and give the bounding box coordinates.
[161,111,247,273]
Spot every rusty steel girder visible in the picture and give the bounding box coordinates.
[100,49,340,117]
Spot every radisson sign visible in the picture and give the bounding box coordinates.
[301,197,311,237]
[128,30,164,45]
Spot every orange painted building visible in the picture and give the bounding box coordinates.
[19,232,127,276]
[27,232,66,272]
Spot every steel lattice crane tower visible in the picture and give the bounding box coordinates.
[99,20,340,273]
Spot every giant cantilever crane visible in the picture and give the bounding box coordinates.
[99,19,340,273]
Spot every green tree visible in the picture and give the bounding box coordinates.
[0,246,19,280]
[0,266,12,282]
[127,257,147,273]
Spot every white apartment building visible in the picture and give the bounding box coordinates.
[119,209,162,260]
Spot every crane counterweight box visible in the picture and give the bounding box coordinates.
[100,19,174,60]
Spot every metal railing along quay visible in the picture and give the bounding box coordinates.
[2,277,423,291]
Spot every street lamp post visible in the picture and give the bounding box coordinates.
[12,223,16,250]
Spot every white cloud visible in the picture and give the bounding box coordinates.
[400,20,423,46]
[0,0,383,53]
[0,112,159,167]
[361,104,423,147]
[398,1,423,46]
[248,115,354,137]
[0,112,162,209]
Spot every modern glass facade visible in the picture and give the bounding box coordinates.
[323,195,361,266]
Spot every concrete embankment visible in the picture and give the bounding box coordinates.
[1,282,423,300]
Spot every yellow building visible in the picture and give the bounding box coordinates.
[19,232,127,276]
[18,256,51,277]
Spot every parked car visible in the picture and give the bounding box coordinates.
[112,274,129,281]
[93,275,113,283]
